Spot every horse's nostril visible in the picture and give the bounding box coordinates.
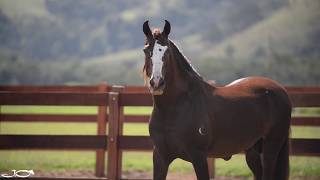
[159,78,165,87]
[149,79,155,87]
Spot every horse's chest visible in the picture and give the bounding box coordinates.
[149,99,207,158]
[149,118,203,159]
[150,122,189,145]
[151,127,190,156]
[149,115,196,142]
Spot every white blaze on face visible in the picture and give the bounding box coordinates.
[150,41,168,86]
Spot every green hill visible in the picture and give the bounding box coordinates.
[0,0,319,85]
[202,1,320,60]
[193,1,320,85]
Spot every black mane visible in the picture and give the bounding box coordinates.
[169,40,204,81]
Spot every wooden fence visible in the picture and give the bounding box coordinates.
[0,83,320,180]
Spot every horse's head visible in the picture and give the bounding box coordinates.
[142,20,171,95]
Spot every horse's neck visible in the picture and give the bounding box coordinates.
[153,42,213,107]
[153,57,199,107]
[153,79,189,107]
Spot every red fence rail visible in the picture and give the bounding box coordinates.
[0,84,320,180]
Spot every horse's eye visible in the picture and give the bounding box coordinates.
[159,48,162,52]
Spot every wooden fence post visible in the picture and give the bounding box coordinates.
[111,86,125,179]
[95,82,108,177]
[107,91,121,180]
[207,157,215,179]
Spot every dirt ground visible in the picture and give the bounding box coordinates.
[33,170,246,179]
[32,170,319,180]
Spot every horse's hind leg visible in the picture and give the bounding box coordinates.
[245,139,262,180]
[274,136,289,180]
[261,136,288,180]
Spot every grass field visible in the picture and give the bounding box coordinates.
[0,105,319,178]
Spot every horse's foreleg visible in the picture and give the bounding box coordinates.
[153,149,171,180]
[190,151,210,180]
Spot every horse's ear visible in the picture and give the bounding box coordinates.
[143,20,152,38]
[162,20,171,38]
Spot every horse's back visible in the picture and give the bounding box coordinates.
[218,77,290,104]
[225,77,286,93]
[218,76,291,116]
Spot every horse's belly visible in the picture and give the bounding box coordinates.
[209,142,245,158]
[209,134,261,158]
[209,101,267,157]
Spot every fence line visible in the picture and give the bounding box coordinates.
[1,114,319,126]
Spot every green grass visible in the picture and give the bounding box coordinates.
[1,151,319,177]
[0,105,152,115]
[0,105,98,115]
[0,105,319,178]
[0,151,96,171]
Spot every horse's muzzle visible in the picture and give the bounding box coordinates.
[149,77,165,95]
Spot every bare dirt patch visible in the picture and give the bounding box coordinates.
[122,170,247,180]
[32,169,318,180]
[33,170,246,179]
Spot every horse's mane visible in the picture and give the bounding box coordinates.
[169,40,204,82]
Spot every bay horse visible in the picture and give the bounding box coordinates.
[142,20,291,180]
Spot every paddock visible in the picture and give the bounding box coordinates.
[0,83,319,180]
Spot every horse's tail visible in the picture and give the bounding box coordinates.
[274,133,290,180]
